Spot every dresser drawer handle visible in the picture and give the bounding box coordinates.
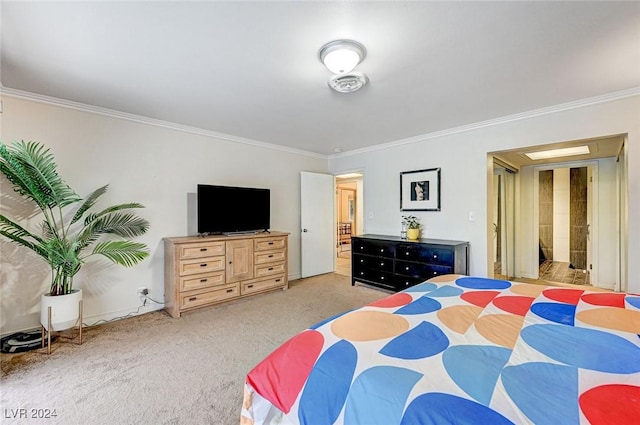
[200,248,207,252]
[406,266,409,271]
[276,279,281,282]
[406,252,410,256]
[405,281,410,286]
[189,296,197,301]
[360,272,364,275]
[433,271,437,275]
[381,276,385,280]
[268,242,274,245]
[380,262,384,266]
[360,246,364,250]
[226,289,233,293]
[247,284,254,288]
[200,263,207,267]
[268,267,274,271]
[380,249,384,252]
[360,259,364,263]
[433,254,438,259]
[268,254,274,258]
[200,279,207,283]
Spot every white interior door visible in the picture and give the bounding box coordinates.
[301,172,334,278]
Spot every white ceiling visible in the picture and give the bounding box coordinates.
[2,1,639,156]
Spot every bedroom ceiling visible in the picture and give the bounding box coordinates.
[1,1,639,156]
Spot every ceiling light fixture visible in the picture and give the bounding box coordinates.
[319,39,366,75]
[524,146,591,160]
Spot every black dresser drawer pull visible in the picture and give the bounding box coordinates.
[200,248,207,252]
[268,254,274,258]
[268,242,274,245]
[226,289,233,293]
[200,279,207,283]
[276,279,282,282]
[247,284,254,288]
[268,267,274,271]
[189,296,197,301]
[200,263,207,267]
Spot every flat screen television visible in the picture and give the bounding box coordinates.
[197,184,270,234]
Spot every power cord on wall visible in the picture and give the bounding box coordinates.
[82,291,165,328]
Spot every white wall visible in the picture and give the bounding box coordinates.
[329,95,640,293]
[0,95,327,334]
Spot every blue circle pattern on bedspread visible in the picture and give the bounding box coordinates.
[280,276,640,425]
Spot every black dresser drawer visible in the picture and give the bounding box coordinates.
[352,267,395,290]
[353,254,393,272]
[353,239,395,258]
[396,244,454,266]
[395,260,452,279]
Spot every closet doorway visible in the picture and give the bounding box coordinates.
[335,172,363,277]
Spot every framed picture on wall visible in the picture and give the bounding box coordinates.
[400,168,441,211]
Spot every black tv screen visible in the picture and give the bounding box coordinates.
[197,185,270,234]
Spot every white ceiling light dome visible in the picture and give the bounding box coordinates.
[319,39,367,75]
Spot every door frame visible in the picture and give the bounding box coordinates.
[532,160,599,285]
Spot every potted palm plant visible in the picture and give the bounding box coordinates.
[0,140,150,331]
[402,215,421,240]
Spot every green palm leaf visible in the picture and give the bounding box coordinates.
[70,184,108,225]
[0,215,48,259]
[90,241,149,267]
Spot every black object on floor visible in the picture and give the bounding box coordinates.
[1,330,46,353]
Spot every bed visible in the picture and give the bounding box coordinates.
[241,274,640,425]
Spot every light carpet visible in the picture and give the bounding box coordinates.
[1,274,385,425]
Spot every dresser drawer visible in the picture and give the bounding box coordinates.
[179,271,225,292]
[353,254,393,272]
[179,241,225,259]
[255,250,286,265]
[395,260,452,279]
[179,256,225,276]
[353,267,395,289]
[353,239,394,258]
[255,237,286,252]
[255,261,286,278]
[396,244,454,266]
[242,274,286,295]
[180,284,239,310]
[395,275,428,290]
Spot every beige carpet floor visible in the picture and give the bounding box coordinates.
[1,274,385,425]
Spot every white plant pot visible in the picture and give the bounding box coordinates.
[40,289,82,331]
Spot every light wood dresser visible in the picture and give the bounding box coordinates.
[164,231,289,318]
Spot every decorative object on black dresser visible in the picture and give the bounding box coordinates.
[351,234,468,291]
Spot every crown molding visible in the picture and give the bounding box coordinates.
[329,87,640,159]
[0,87,328,160]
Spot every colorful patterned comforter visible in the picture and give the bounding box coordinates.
[242,275,640,425]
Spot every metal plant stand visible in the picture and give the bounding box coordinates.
[41,300,83,355]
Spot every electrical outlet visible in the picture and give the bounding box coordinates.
[137,287,148,301]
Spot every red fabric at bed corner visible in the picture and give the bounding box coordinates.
[246,329,324,414]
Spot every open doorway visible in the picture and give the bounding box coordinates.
[536,164,594,286]
[488,134,626,290]
[335,172,363,277]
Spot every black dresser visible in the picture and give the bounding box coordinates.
[351,234,469,291]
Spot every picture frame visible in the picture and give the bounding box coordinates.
[400,168,441,211]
